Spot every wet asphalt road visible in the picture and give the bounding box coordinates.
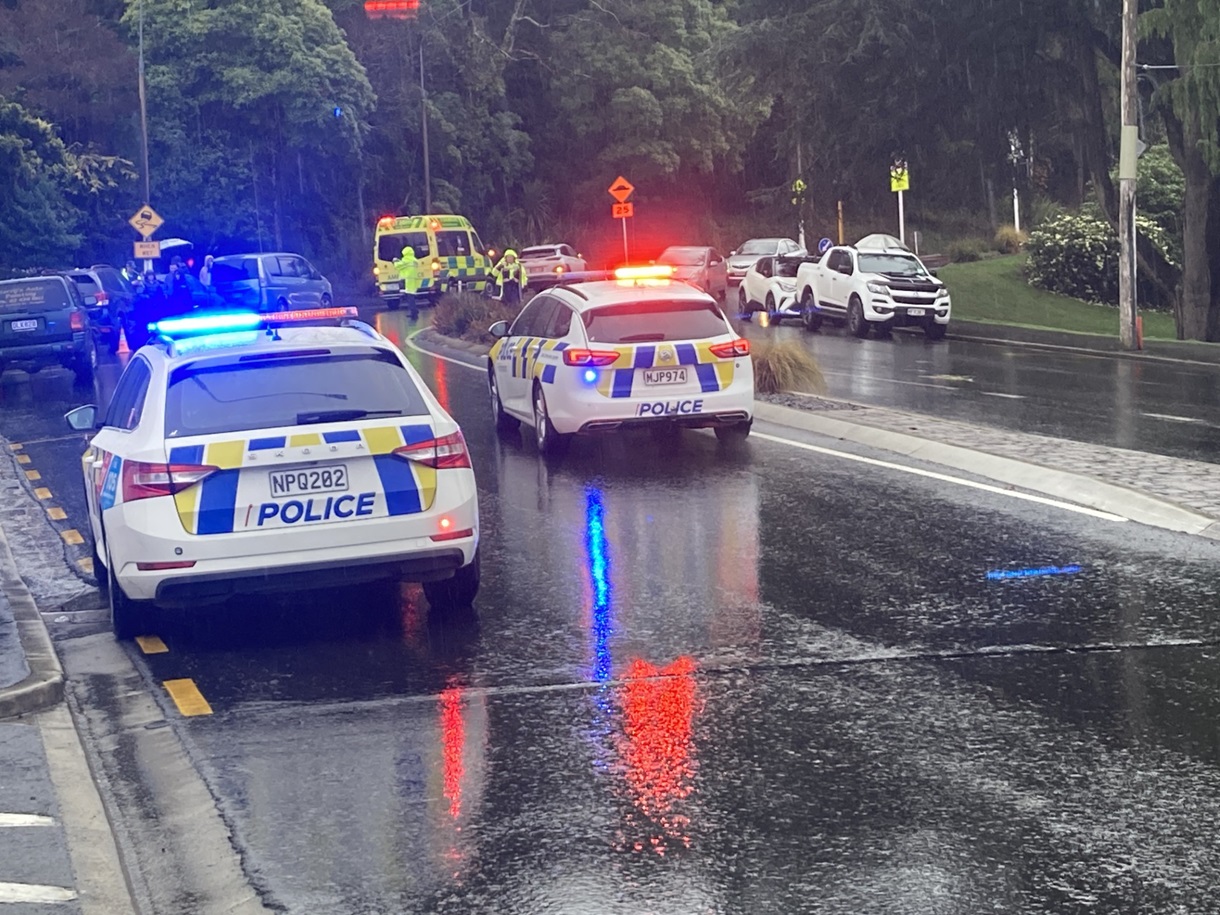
[6,309,1220,912]
[745,316,1220,463]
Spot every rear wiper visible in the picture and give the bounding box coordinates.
[295,408,402,425]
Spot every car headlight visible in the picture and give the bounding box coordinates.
[866,282,890,296]
[777,281,796,292]
[936,288,951,300]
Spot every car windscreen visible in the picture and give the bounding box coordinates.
[658,249,705,266]
[379,232,428,262]
[775,259,801,278]
[0,279,72,313]
[737,240,777,255]
[582,299,729,344]
[164,349,430,438]
[859,253,927,277]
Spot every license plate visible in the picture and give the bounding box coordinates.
[269,464,349,498]
[906,308,926,317]
[643,367,688,386]
[10,319,37,332]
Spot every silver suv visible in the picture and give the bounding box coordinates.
[208,253,333,312]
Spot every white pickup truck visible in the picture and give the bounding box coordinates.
[794,243,951,339]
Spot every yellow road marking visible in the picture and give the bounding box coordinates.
[8,443,22,451]
[136,635,169,655]
[75,557,93,574]
[163,679,212,716]
[34,487,52,500]
[47,507,67,521]
[16,454,30,465]
[24,470,41,481]
[60,529,84,545]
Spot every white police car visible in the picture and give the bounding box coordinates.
[487,266,754,455]
[65,307,480,639]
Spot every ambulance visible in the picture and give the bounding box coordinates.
[373,214,493,310]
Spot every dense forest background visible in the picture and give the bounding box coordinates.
[1,0,1218,337]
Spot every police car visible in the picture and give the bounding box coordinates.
[487,266,754,455]
[65,307,480,639]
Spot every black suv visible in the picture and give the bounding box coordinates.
[66,266,136,354]
[0,276,94,382]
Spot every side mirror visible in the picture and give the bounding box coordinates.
[65,405,99,432]
[929,269,939,278]
[489,320,510,338]
[730,250,737,256]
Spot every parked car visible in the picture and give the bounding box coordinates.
[656,246,728,302]
[726,237,804,287]
[66,266,137,354]
[738,253,820,322]
[0,275,94,382]
[518,244,587,288]
[208,253,333,312]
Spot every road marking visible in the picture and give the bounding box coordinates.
[75,557,94,574]
[1141,411,1207,425]
[922,373,974,382]
[163,679,213,716]
[16,454,30,465]
[60,529,84,545]
[404,326,486,371]
[982,392,1025,399]
[47,507,67,521]
[8,443,21,451]
[752,431,1129,522]
[0,813,55,827]
[0,881,77,904]
[34,487,52,500]
[24,469,40,481]
[136,635,169,655]
[819,369,957,391]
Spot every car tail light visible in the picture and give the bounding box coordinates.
[563,348,619,367]
[431,527,474,542]
[70,310,85,331]
[393,430,471,469]
[94,291,109,305]
[709,338,750,359]
[121,461,217,503]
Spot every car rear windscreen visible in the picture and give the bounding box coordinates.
[69,275,103,296]
[210,261,257,284]
[164,350,430,437]
[582,300,729,344]
[379,233,428,262]
[0,279,72,313]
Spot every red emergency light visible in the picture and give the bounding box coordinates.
[364,0,419,19]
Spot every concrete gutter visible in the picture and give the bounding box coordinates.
[754,401,1220,539]
[0,513,63,719]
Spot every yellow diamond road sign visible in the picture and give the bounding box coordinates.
[129,204,164,238]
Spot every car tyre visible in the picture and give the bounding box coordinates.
[765,293,780,325]
[874,321,894,338]
[489,367,519,432]
[275,298,289,312]
[925,321,948,341]
[321,293,333,308]
[92,538,109,595]
[423,549,480,613]
[106,549,149,641]
[533,384,569,457]
[386,296,401,311]
[800,290,822,332]
[72,345,95,385]
[714,420,752,443]
[847,296,870,338]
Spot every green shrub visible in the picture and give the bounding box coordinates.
[752,339,826,395]
[432,292,517,346]
[1025,211,1177,307]
[993,225,1028,254]
[946,238,990,263]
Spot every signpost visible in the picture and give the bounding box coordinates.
[889,157,909,244]
[608,176,635,263]
[133,240,161,259]
[129,204,164,271]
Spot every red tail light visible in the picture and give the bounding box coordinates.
[137,560,197,571]
[393,430,471,469]
[563,348,619,367]
[94,291,109,305]
[121,461,217,503]
[70,310,85,331]
[709,338,750,359]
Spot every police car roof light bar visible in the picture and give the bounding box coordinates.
[614,265,675,281]
[150,312,264,338]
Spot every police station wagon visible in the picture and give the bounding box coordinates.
[65,307,480,639]
[486,267,754,455]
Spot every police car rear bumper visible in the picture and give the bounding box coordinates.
[548,377,755,435]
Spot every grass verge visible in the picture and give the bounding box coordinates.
[432,292,518,347]
[751,339,827,395]
[939,254,1177,340]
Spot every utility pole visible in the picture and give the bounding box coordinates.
[420,40,431,213]
[137,0,152,270]
[1118,0,1140,350]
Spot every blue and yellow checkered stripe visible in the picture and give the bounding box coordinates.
[596,341,735,399]
[414,255,490,293]
[499,337,568,384]
[168,423,438,535]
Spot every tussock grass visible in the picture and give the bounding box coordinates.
[432,292,519,347]
[751,339,827,395]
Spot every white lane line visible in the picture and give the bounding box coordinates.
[0,881,78,904]
[818,369,958,390]
[404,327,484,371]
[1141,411,1208,425]
[406,331,1127,522]
[752,431,1129,523]
[0,813,55,827]
[981,392,1025,400]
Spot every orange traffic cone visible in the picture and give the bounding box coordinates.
[116,325,131,356]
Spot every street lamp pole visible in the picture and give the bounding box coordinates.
[137,0,152,270]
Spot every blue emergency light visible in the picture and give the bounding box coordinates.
[149,306,360,340]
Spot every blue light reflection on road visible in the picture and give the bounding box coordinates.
[585,485,614,683]
[986,564,1083,581]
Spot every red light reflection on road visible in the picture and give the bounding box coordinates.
[440,685,465,819]
[616,656,700,854]
[432,356,450,411]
